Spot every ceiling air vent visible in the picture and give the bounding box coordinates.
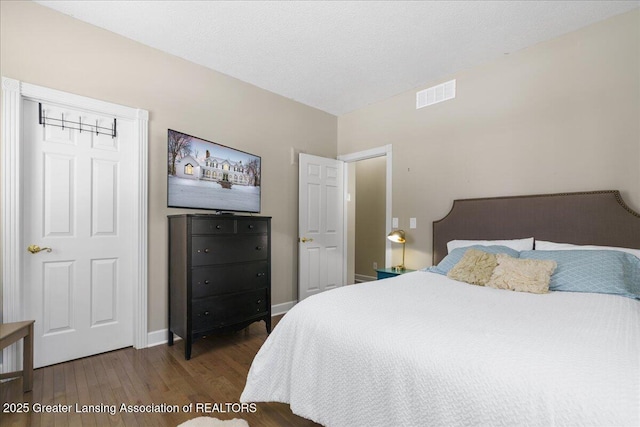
[416,79,456,109]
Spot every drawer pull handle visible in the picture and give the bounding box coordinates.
[257,300,262,304]
[256,272,265,277]
[216,225,222,230]
[204,280,210,285]
[203,311,210,316]
[204,248,210,254]
[248,224,254,229]
[256,246,262,251]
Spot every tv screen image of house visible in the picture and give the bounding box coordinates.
[167,129,261,213]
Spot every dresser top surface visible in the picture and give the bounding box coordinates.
[168,214,271,219]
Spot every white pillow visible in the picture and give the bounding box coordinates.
[447,237,534,253]
[534,240,640,259]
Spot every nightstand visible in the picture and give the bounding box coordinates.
[376,268,416,280]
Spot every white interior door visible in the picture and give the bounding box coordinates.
[23,99,134,368]
[298,153,344,300]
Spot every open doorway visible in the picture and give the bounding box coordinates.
[353,157,387,282]
[338,145,392,285]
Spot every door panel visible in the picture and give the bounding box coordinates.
[42,261,74,334]
[298,154,344,300]
[44,153,75,236]
[91,159,118,235]
[90,258,118,325]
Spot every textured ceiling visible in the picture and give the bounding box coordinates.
[35,1,639,116]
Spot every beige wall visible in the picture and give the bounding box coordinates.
[0,1,337,331]
[2,2,639,331]
[338,9,640,269]
[354,157,386,278]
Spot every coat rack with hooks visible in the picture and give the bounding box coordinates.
[38,103,116,138]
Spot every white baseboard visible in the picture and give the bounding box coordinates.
[355,274,376,283]
[271,300,297,316]
[147,330,181,348]
[146,301,298,347]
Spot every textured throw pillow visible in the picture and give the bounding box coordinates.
[424,245,520,275]
[486,254,557,294]
[447,249,497,286]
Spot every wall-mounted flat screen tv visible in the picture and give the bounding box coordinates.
[167,129,261,213]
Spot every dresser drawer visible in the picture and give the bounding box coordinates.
[236,219,268,234]
[192,289,268,332]
[191,218,234,235]
[192,235,268,266]
[191,261,268,298]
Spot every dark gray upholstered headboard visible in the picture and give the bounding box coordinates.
[432,190,640,264]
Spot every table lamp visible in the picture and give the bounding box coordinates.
[387,230,406,271]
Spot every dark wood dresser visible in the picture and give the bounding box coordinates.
[168,214,271,359]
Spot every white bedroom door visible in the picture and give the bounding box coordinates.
[22,99,134,368]
[298,153,344,300]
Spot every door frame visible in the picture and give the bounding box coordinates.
[1,77,149,373]
[337,144,393,283]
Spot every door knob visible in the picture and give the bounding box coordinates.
[27,244,52,254]
[299,237,314,243]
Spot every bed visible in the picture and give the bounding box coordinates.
[241,190,640,426]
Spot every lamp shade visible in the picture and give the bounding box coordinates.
[387,230,406,243]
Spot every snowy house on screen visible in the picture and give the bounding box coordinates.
[200,156,250,185]
[175,154,250,186]
[174,155,200,180]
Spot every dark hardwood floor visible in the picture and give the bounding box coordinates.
[1,315,321,427]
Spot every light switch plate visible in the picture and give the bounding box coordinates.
[392,217,399,228]
[410,218,417,229]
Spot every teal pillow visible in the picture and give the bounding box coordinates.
[520,250,640,300]
[425,245,520,275]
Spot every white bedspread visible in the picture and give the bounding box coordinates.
[241,271,640,427]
